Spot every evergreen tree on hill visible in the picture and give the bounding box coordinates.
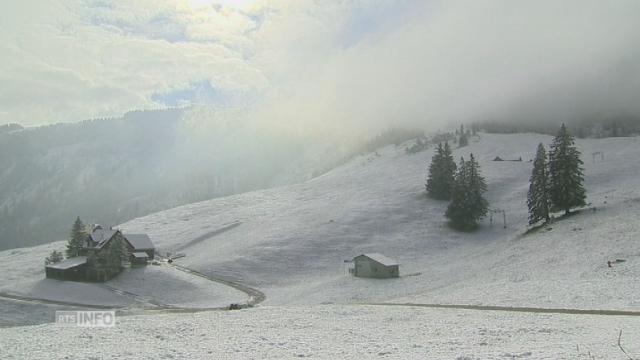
[426,142,456,200]
[441,142,457,198]
[65,217,86,258]
[548,124,586,215]
[527,143,551,225]
[459,133,469,147]
[44,250,64,265]
[445,154,488,230]
[426,143,444,197]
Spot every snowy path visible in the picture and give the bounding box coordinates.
[172,220,242,253]
[163,260,266,306]
[367,302,640,317]
[99,284,173,309]
[0,291,123,309]
[0,258,265,314]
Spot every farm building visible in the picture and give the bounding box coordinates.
[352,253,399,279]
[85,226,155,261]
[45,256,88,281]
[130,251,150,266]
[123,233,155,260]
[45,226,156,281]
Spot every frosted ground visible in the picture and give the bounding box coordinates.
[2,306,639,359]
[1,133,639,358]
[0,244,247,309]
[119,133,640,309]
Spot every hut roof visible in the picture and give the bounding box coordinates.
[46,256,88,270]
[131,252,149,259]
[356,253,399,266]
[124,234,154,250]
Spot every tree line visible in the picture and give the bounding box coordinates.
[425,123,586,231]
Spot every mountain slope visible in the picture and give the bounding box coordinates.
[0,107,344,250]
[116,133,640,309]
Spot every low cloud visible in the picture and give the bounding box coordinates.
[2,0,640,138]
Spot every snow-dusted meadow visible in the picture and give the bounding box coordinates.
[1,133,639,358]
[2,305,639,359]
[0,245,247,309]
[117,133,640,309]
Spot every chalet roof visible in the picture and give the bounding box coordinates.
[90,229,118,249]
[355,253,399,267]
[124,234,154,250]
[46,256,88,270]
[131,252,149,259]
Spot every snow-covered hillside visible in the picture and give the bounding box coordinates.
[113,133,640,309]
[2,133,638,311]
[2,133,640,359]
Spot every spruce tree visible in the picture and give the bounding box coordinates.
[426,142,456,200]
[441,142,456,198]
[548,124,586,215]
[527,143,550,225]
[445,154,488,230]
[459,133,469,147]
[44,250,64,265]
[426,143,444,197]
[66,216,86,258]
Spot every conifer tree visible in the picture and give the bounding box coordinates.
[441,142,456,198]
[44,250,64,265]
[426,143,443,196]
[459,132,469,147]
[527,143,550,225]
[66,216,86,258]
[445,154,488,230]
[548,124,586,215]
[426,142,456,200]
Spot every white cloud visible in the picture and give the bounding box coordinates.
[1,0,640,136]
[0,0,267,125]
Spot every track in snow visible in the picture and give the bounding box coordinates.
[0,291,125,309]
[172,220,242,253]
[164,261,266,306]
[367,302,640,317]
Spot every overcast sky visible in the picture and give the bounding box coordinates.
[2,0,640,133]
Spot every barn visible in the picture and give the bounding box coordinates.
[45,256,88,281]
[352,253,399,279]
[123,233,155,260]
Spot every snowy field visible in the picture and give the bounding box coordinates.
[0,244,247,312]
[116,133,640,309]
[2,305,639,359]
[1,133,639,357]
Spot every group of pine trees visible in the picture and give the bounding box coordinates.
[45,216,87,265]
[426,123,585,232]
[527,124,586,225]
[426,142,489,230]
